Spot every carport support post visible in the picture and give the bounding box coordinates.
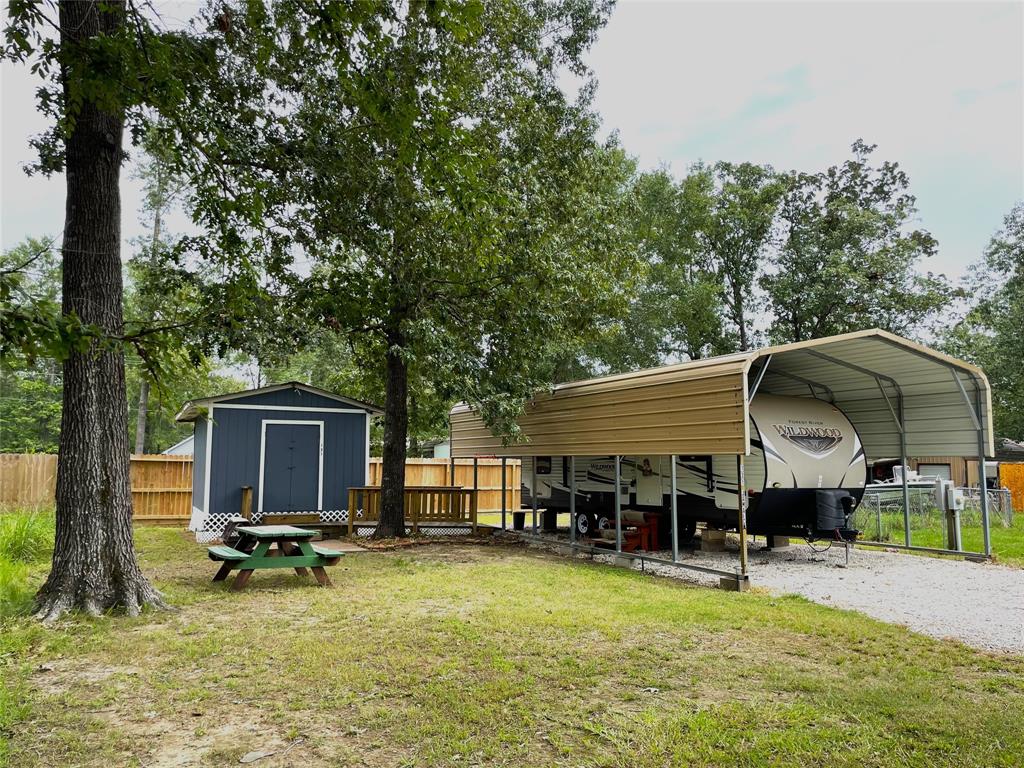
[737,455,748,577]
[899,400,912,547]
[569,456,577,545]
[614,455,623,553]
[976,390,992,556]
[670,455,679,563]
[500,457,507,531]
[531,457,538,534]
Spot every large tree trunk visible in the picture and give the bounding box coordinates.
[35,0,167,622]
[375,341,408,538]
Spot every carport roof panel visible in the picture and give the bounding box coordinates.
[449,329,993,459]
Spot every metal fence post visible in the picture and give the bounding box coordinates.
[614,455,622,553]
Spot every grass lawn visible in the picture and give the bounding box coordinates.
[2,527,1024,767]
[856,511,1024,568]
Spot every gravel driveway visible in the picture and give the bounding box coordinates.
[526,535,1024,654]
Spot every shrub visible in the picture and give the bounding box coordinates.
[0,512,55,563]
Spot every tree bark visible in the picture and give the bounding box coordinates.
[35,0,167,622]
[134,379,149,455]
[375,340,408,538]
[733,282,748,351]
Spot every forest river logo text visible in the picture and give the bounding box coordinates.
[773,424,843,455]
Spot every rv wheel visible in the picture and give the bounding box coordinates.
[596,515,612,531]
[574,513,591,537]
[677,518,697,543]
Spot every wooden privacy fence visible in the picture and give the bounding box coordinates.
[0,453,193,525]
[368,458,520,512]
[2,454,521,521]
[130,455,193,524]
[0,453,57,511]
[347,486,478,534]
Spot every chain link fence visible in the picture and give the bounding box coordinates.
[853,485,1013,550]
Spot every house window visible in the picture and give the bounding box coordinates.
[919,463,952,482]
[535,456,552,475]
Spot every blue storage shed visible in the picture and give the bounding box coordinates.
[175,382,382,541]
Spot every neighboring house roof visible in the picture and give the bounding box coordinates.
[175,381,383,422]
[161,434,195,455]
[420,438,449,449]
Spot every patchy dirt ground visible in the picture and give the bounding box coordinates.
[4,529,1024,767]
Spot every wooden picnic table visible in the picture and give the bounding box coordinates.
[207,524,343,591]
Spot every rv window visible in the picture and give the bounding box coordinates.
[535,456,552,475]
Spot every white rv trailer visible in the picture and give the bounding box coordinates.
[520,394,867,543]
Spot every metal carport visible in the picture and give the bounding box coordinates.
[449,329,995,585]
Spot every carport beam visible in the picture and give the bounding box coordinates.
[899,397,912,547]
[975,388,992,556]
[531,457,538,534]
[737,455,749,577]
[748,355,772,402]
[670,455,679,563]
[569,456,577,544]
[614,455,623,553]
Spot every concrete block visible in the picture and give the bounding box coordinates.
[767,535,791,549]
[719,576,750,592]
[611,553,637,568]
[701,528,727,552]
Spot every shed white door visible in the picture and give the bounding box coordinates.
[259,421,324,512]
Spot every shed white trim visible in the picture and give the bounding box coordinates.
[211,404,368,414]
[365,413,371,485]
[175,381,382,422]
[202,405,214,516]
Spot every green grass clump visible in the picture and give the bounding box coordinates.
[0,512,53,618]
[0,511,55,563]
[0,558,35,617]
[858,509,1024,567]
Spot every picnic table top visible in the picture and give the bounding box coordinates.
[235,525,319,539]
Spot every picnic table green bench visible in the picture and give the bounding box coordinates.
[207,524,343,590]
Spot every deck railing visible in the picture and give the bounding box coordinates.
[347,485,478,535]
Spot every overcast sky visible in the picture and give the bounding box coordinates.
[2,1,1022,281]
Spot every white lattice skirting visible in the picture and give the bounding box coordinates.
[191,509,351,543]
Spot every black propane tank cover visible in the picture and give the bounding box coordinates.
[815,490,848,531]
